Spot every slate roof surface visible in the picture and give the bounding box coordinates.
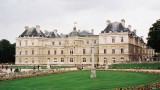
[19,28,45,37]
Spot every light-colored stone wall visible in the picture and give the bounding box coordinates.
[15,32,154,65]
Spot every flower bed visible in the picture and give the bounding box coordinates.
[0,68,73,81]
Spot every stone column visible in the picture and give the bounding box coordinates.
[90,46,96,78]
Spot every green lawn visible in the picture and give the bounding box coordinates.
[0,70,159,90]
[109,63,160,69]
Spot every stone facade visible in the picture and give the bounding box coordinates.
[15,19,154,65]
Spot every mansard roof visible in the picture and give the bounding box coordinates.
[80,30,93,36]
[44,30,60,38]
[19,27,45,37]
[102,22,130,33]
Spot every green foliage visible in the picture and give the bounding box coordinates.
[147,19,160,52]
[0,70,159,90]
[109,63,160,69]
[0,39,15,63]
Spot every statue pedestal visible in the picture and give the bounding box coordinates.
[105,64,109,70]
[47,64,50,69]
[90,69,96,78]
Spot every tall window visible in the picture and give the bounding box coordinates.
[61,58,64,62]
[32,50,34,55]
[90,58,92,62]
[70,58,73,62]
[121,48,124,54]
[112,49,115,54]
[121,37,123,42]
[61,50,63,55]
[32,41,34,45]
[94,40,96,44]
[104,58,106,63]
[59,42,61,45]
[19,50,21,55]
[83,49,86,54]
[87,41,89,44]
[32,58,34,63]
[25,50,27,55]
[52,42,54,45]
[54,50,57,55]
[19,41,21,46]
[70,48,73,55]
[112,37,115,43]
[104,49,106,54]
[48,50,50,55]
[83,58,86,62]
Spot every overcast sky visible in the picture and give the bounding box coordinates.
[0,0,160,43]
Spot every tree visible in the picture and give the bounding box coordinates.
[147,19,160,53]
[0,39,15,63]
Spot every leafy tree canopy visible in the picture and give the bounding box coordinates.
[147,19,160,53]
[0,39,15,63]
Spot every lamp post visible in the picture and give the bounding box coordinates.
[90,40,96,78]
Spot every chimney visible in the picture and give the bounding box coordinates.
[128,25,131,31]
[54,29,58,36]
[133,29,136,34]
[25,26,29,30]
[121,19,125,27]
[36,25,40,33]
[91,29,94,35]
[106,20,110,26]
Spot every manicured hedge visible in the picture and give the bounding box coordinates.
[109,63,160,69]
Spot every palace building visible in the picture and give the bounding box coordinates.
[15,19,155,65]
